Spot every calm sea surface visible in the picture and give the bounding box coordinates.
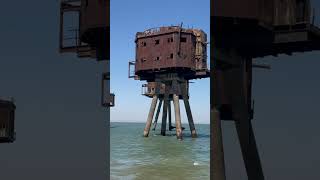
[111,122,210,180]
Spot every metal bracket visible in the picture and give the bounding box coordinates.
[101,72,115,107]
[128,61,139,79]
[59,0,93,57]
[59,1,81,52]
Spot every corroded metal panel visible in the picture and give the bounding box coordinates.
[212,0,310,26]
[134,26,207,79]
[274,0,311,26]
[142,81,189,100]
[213,0,260,20]
[135,31,195,72]
[193,29,208,70]
[260,0,275,25]
[59,0,109,60]
[213,0,274,25]
[212,0,319,57]
[274,0,295,25]
[80,0,108,37]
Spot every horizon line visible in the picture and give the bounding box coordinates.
[110,120,210,125]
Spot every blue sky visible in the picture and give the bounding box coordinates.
[110,0,210,123]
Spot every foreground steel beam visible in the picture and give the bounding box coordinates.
[212,47,264,180]
[212,1,320,179]
[235,116,264,180]
[232,58,264,180]
[211,108,226,180]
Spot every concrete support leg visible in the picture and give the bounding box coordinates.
[168,100,174,131]
[143,95,158,137]
[211,108,226,180]
[161,99,169,136]
[183,98,197,138]
[173,94,182,140]
[161,85,170,136]
[181,82,197,138]
[152,99,163,131]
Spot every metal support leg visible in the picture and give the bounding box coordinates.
[168,100,174,131]
[181,82,197,138]
[161,85,170,136]
[152,99,163,131]
[173,94,182,140]
[211,108,226,180]
[234,59,264,180]
[235,110,264,180]
[143,95,158,137]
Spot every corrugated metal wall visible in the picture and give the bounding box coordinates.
[135,32,196,73]
[80,0,107,36]
[213,0,312,26]
[213,0,259,20]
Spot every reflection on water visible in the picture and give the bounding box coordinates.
[111,122,210,180]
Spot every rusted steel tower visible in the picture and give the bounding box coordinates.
[211,0,320,179]
[0,98,16,143]
[59,0,114,107]
[129,25,209,140]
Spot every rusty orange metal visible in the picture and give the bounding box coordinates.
[134,26,209,80]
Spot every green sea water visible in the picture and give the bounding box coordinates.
[111,122,210,180]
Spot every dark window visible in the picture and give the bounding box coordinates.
[155,39,160,45]
[141,58,146,63]
[156,57,160,61]
[170,53,173,59]
[180,37,187,42]
[167,37,173,43]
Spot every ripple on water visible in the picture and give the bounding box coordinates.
[111,123,210,180]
